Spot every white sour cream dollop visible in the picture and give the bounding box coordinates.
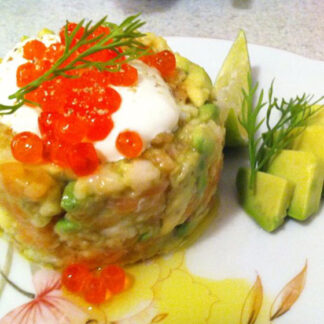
[0,35,180,161]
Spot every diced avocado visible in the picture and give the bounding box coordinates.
[138,232,152,242]
[192,126,214,155]
[175,220,191,237]
[138,225,160,242]
[267,150,323,220]
[61,182,79,212]
[197,158,208,194]
[55,218,81,234]
[197,171,208,194]
[198,158,206,171]
[176,54,212,107]
[175,54,191,72]
[199,103,220,122]
[61,182,106,220]
[236,168,294,232]
[290,125,324,171]
[185,64,212,107]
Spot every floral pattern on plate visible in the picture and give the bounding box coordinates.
[0,240,307,324]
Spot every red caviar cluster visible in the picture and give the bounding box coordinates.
[62,263,127,304]
[11,23,176,176]
[140,49,176,78]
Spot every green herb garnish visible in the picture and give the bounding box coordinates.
[0,14,147,115]
[240,74,324,188]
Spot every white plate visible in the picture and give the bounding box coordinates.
[0,37,323,324]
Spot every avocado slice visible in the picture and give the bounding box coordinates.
[290,125,324,171]
[236,168,294,232]
[267,150,323,220]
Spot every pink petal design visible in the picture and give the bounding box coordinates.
[32,269,61,296]
[0,269,89,324]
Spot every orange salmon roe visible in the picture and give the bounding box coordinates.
[140,50,176,78]
[101,265,126,294]
[62,263,127,305]
[62,264,90,293]
[67,142,99,176]
[83,276,109,304]
[23,39,47,61]
[116,130,143,158]
[11,132,43,164]
[12,22,176,175]
[86,114,114,141]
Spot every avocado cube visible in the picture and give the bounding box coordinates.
[291,125,324,172]
[236,168,294,232]
[268,150,323,220]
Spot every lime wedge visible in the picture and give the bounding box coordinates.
[213,30,251,147]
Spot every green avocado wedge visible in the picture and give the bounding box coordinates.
[267,150,323,220]
[236,168,294,232]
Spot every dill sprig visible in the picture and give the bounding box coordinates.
[0,14,147,115]
[240,74,324,188]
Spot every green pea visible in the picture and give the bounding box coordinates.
[55,218,81,234]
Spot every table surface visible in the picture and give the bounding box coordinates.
[0,0,323,60]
